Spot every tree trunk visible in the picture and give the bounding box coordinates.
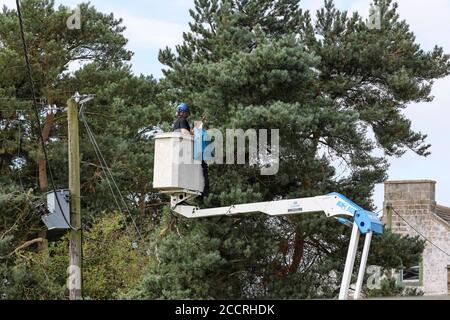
[289,230,304,274]
[37,110,54,259]
[37,229,49,265]
[37,113,54,190]
[275,132,319,277]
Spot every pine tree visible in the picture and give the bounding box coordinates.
[133,0,449,299]
[0,0,158,299]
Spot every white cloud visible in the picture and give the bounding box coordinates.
[0,0,15,9]
[344,0,450,51]
[121,14,187,50]
[0,0,188,49]
[2,0,449,207]
[370,0,450,209]
[395,0,450,51]
[300,1,450,209]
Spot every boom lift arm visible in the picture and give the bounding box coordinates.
[170,191,383,300]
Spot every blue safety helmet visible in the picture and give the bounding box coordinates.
[176,103,189,113]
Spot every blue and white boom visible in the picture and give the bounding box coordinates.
[172,192,383,236]
[170,191,383,300]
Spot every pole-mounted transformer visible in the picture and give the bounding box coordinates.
[41,189,71,230]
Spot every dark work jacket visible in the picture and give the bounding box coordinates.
[173,117,190,132]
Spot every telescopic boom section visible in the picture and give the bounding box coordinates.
[171,192,383,235]
[170,191,384,300]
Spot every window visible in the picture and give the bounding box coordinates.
[401,265,420,283]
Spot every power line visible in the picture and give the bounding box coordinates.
[0,97,42,101]
[80,107,146,249]
[389,206,450,257]
[81,110,133,241]
[0,96,74,101]
[14,0,146,249]
[15,0,77,231]
[84,120,144,246]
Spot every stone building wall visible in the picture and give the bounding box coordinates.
[383,180,450,296]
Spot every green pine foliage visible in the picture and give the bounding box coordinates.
[1,0,448,299]
[48,213,149,300]
[134,0,448,299]
[0,186,65,299]
[1,0,157,299]
[365,277,424,298]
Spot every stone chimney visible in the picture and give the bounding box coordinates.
[383,180,436,235]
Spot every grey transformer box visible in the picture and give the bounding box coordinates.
[42,189,71,230]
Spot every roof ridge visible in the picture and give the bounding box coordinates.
[432,207,450,229]
[435,204,450,212]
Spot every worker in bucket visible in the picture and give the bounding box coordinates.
[173,103,209,197]
[173,102,191,135]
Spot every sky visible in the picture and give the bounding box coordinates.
[1,0,449,211]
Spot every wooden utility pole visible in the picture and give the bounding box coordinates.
[67,98,82,300]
